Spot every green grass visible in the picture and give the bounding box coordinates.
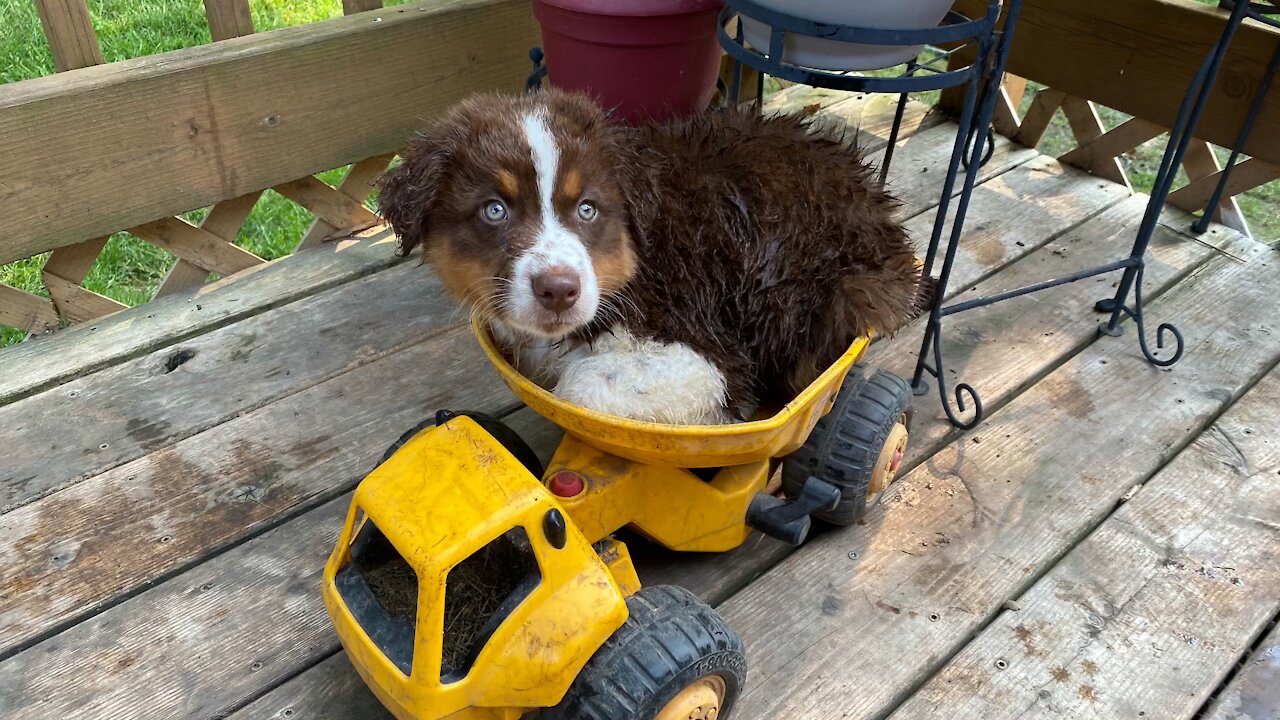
[0,0,407,347]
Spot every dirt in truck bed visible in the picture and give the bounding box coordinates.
[357,525,539,675]
[360,554,419,620]
[439,528,539,674]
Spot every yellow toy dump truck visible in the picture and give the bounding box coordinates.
[321,319,912,720]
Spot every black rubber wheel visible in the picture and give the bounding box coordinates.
[545,585,746,720]
[782,365,913,526]
[375,410,544,478]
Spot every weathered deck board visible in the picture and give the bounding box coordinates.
[765,86,1039,222]
[0,88,1048,657]
[0,325,519,657]
[4,83,1269,720]
[1201,622,1280,720]
[221,194,1223,720]
[641,199,1233,592]
[0,492,353,719]
[902,155,1130,297]
[818,93,943,146]
[886,122,1039,220]
[0,401,556,719]
[763,85,944,144]
[233,651,394,720]
[890,367,1280,719]
[0,228,404,405]
[0,261,450,512]
[717,239,1279,720]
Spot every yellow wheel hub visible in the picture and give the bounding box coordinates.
[869,415,909,497]
[656,675,727,720]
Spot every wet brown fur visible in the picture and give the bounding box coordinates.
[379,90,923,416]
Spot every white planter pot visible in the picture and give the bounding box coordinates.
[740,0,957,72]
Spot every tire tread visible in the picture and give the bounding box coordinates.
[545,586,746,720]
[782,366,913,525]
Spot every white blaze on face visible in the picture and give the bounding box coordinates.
[507,111,600,337]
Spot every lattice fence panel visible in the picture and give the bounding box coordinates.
[990,73,1279,237]
[0,0,396,339]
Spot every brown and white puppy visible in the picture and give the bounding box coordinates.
[379,89,923,424]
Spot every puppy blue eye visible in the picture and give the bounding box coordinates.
[577,202,597,222]
[482,200,508,222]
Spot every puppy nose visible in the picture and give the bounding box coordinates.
[531,268,581,313]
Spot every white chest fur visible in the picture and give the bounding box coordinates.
[493,322,733,425]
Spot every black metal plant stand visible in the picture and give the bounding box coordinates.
[1090,0,1280,368]
[720,0,1277,430]
[721,0,1025,430]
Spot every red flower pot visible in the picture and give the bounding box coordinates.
[532,0,726,124]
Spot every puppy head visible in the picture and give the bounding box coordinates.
[378,90,637,338]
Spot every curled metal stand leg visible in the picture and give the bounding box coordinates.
[1096,0,1249,367]
[960,56,998,172]
[959,107,997,172]
[916,313,983,425]
[1095,264,1185,366]
[1128,266,1185,367]
[910,3,1019,430]
[960,130,996,171]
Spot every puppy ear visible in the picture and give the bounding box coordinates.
[378,130,450,257]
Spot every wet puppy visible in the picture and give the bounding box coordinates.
[378,90,923,424]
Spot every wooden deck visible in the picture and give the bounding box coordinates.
[1,88,1277,720]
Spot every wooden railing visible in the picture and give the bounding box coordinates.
[4,0,1277,338]
[0,0,539,336]
[949,0,1280,236]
